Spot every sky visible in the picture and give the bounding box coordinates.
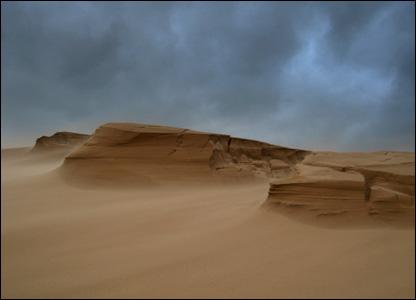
[1,1,415,151]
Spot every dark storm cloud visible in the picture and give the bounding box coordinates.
[1,1,414,151]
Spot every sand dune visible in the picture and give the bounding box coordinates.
[1,122,415,298]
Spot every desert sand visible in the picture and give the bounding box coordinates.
[1,123,415,298]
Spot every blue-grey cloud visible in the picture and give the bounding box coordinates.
[1,1,414,151]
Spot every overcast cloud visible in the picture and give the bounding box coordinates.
[1,1,414,151]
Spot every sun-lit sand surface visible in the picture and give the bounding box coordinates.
[1,123,415,298]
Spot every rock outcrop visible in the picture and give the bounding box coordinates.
[49,122,413,225]
[266,152,415,225]
[32,131,90,153]
[60,122,308,186]
[267,165,366,213]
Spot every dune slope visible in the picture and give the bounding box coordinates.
[1,122,415,298]
[1,152,414,298]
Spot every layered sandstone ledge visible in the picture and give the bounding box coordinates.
[61,122,309,186]
[32,131,90,153]
[266,154,414,224]
[31,122,413,224]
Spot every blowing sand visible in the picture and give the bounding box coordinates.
[1,125,415,298]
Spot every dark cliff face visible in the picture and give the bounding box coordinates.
[32,132,90,152]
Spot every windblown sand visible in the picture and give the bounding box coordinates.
[1,143,415,298]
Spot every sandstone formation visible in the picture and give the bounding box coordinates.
[266,152,415,224]
[41,122,413,224]
[267,165,366,212]
[61,122,308,186]
[32,131,90,153]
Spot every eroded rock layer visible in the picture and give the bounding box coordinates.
[61,123,308,186]
[266,153,415,224]
[51,122,413,224]
[32,132,90,153]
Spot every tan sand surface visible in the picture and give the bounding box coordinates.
[1,124,415,298]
